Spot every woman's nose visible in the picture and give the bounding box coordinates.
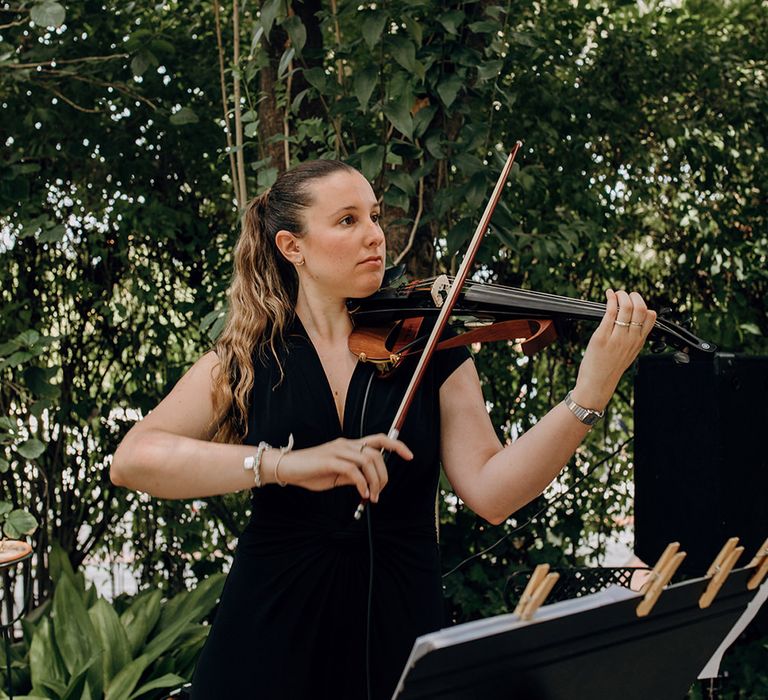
[366,220,385,246]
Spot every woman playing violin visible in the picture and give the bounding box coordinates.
[110,159,656,699]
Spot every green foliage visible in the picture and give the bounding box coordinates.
[0,561,225,699]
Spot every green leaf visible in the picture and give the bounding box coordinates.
[0,458,8,473]
[384,98,414,140]
[89,598,132,687]
[29,617,67,697]
[357,145,384,181]
[510,31,537,47]
[388,36,417,74]
[38,224,66,243]
[0,350,33,370]
[437,74,463,108]
[120,590,162,656]
[16,438,45,460]
[277,47,295,80]
[105,655,151,700]
[259,0,283,37]
[128,673,185,700]
[130,50,157,77]
[157,573,226,631]
[477,59,504,80]
[438,10,465,35]
[53,574,99,676]
[244,122,259,138]
[361,11,388,50]
[49,541,76,585]
[468,20,500,34]
[30,2,66,28]
[353,65,379,109]
[302,66,327,92]
[4,509,38,538]
[169,107,199,125]
[60,655,99,700]
[282,15,306,54]
[388,170,416,197]
[404,16,423,45]
[0,501,12,517]
[739,323,761,336]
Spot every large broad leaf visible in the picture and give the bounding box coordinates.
[16,438,45,459]
[128,673,185,700]
[60,654,99,700]
[29,617,67,696]
[361,10,388,49]
[383,99,414,141]
[89,598,132,687]
[353,65,379,109]
[49,541,76,585]
[104,655,152,700]
[120,589,162,656]
[169,107,199,126]
[281,15,306,54]
[437,74,463,108]
[30,1,66,28]
[4,509,38,538]
[52,574,99,676]
[156,573,225,632]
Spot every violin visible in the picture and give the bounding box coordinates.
[347,271,717,374]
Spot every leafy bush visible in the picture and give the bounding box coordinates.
[0,546,224,699]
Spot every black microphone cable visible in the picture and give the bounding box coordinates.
[358,368,376,700]
[441,435,635,579]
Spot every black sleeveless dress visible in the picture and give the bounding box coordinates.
[190,317,470,699]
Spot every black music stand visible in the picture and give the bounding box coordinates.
[393,567,766,700]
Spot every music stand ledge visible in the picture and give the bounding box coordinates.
[393,566,766,700]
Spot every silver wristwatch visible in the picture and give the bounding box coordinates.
[564,391,604,426]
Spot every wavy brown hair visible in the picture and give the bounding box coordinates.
[209,159,356,445]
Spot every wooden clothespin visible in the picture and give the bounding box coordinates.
[637,542,687,618]
[747,536,768,590]
[514,564,560,621]
[699,537,744,609]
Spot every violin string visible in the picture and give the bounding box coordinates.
[400,279,703,350]
[409,277,704,344]
[441,435,635,580]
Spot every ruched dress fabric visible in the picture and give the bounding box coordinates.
[190,317,471,700]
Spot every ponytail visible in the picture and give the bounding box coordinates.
[209,160,356,444]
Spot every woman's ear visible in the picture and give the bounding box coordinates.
[274,229,303,266]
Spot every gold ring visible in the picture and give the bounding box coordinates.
[614,320,631,327]
[631,322,644,327]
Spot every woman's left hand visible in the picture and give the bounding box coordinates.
[571,289,656,410]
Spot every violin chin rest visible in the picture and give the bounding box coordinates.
[673,351,691,365]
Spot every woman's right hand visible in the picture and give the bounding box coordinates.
[269,434,413,502]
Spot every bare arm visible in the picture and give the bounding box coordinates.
[440,290,655,525]
[110,350,412,500]
[110,350,262,499]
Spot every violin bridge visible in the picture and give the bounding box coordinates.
[431,275,450,307]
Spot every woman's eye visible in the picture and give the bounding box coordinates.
[340,215,354,225]
[371,213,380,224]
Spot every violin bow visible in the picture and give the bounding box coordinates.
[354,142,523,520]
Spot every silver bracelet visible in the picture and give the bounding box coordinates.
[274,433,294,487]
[243,440,271,488]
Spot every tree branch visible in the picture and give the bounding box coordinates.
[232,0,247,206]
[213,0,240,205]
[394,174,425,265]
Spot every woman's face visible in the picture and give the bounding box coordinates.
[296,169,386,300]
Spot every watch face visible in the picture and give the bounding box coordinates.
[582,412,600,425]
